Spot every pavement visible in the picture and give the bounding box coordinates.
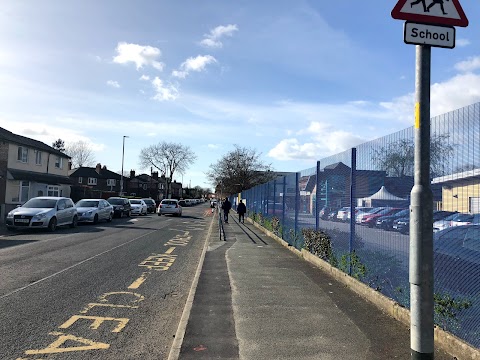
[177,211,455,360]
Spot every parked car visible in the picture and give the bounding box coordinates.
[355,207,384,224]
[107,197,131,218]
[76,199,114,224]
[142,198,157,213]
[5,196,78,232]
[336,207,350,222]
[361,208,404,227]
[130,199,148,216]
[450,213,480,227]
[434,225,480,294]
[392,210,457,234]
[178,199,187,207]
[433,213,472,232]
[158,199,182,216]
[375,208,410,230]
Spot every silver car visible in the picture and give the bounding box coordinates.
[5,196,78,232]
[76,199,114,224]
[130,199,148,216]
[158,199,182,216]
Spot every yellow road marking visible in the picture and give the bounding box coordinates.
[165,246,176,254]
[59,315,129,333]
[128,271,150,289]
[81,291,144,313]
[25,332,109,355]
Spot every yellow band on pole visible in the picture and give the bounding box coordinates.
[414,102,420,129]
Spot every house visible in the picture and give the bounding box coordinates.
[69,163,122,202]
[126,170,163,200]
[0,127,71,223]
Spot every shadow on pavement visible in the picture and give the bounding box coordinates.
[0,239,38,249]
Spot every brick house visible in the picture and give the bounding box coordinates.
[69,163,122,202]
[0,127,71,223]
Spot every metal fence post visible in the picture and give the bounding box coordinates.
[316,161,320,231]
[282,176,286,240]
[294,172,300,247]
[273,179,277,216]
[349,148,357,276]
[266,182,270,216]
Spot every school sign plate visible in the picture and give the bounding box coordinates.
[404,22,455,49]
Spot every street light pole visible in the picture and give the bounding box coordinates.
[120,135,129,196]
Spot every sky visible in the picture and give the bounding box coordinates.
[1,0,480,189]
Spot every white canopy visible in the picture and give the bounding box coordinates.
[363,186,405,201]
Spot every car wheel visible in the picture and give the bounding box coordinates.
[93,214,99,224]
[107,213,113,222]
[48,217,57,232]
[6,226,14,231]
[158,212,162,216]
[69,215,78,228]
[127,210,131,217]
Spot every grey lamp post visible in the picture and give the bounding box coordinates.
[120,136,129,196]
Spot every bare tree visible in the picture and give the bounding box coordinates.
[65,140,96,168]
[52,139,65,152]
[207,145,275,195]
[139,142,196,197]
[373,134,454,178]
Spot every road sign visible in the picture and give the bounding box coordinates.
[404,22,455,49]
[392,0,468,27]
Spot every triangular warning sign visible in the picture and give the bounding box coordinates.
[392,0,468,27]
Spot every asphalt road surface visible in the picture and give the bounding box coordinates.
[0,204,212,360]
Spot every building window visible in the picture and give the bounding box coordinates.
[34,150,42,165]
[20,181,29,202]
[107,179,116,186]
[17,147,28,163]
[78,177,83,184]
[88,177,97,185]
[143,184,148,190]
[47,185,60,197]
[55,156,63,169]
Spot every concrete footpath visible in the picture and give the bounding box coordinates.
[175,212,455,360]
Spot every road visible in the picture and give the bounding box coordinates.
[0,204,212,360]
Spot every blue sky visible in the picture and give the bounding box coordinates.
[1,0,480,189]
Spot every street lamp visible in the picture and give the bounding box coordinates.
[120,135,129,196]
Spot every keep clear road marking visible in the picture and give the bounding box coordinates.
[127,247,176,289]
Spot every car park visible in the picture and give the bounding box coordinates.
[361,208,404,227]
[375,208,410,230]
[355,207,384,224]
[5,196,78,232]
[433,213,471,232]
[76,199,114,224]
[393,210,459,235]
[107,197,132,218]
[158,199,182,216]
[130,199,148,215]
[142,198,157,213]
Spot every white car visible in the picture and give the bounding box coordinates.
[158,199,182,216]
[76,199,114,224]
[129,199,148,216]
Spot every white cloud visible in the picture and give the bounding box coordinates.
[106,80,120,88]
[207,144,220,149]
[172,55,217,78]
[454,56,480,72]
[200,24,238,48]
[139,74,150,81]
[456,38,471,47]
[151,77,179,101]
[113,42,165,71]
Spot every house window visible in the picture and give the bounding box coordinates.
[17,147,28,163]
[78,177,83,184]
[143,184,148,190]
[35,150,42,165]
[107,179,116,186]
[88,177,97,185]
[20,181,29,202]
[47,185,60,197]
[55,156,63,169]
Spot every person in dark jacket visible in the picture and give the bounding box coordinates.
[237,200,246,224]
[221,198,232,223]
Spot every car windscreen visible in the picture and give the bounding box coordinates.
[76,200,99,207]
[143,199,155,205]
[23,198,57,208]
[108,198,124,205]
[130,200,141,204]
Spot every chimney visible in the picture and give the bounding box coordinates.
[95,163,101,174]
[102,165,107,171]
[68,161,72,170]
[130,170,135,178]
[152,171,158,180]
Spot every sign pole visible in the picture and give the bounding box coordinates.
[410,44,434,360]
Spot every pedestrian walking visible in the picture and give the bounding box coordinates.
[221,197,231,223]
[237,200,246,224]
